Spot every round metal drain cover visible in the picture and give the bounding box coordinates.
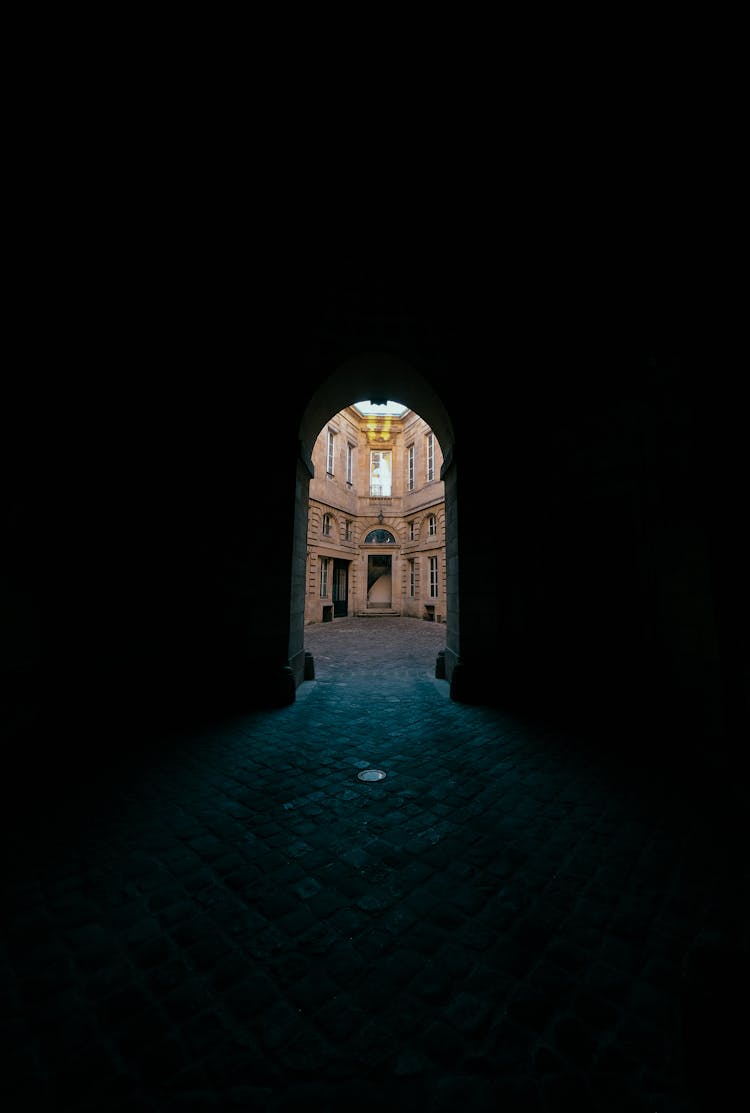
[357,768,387,782]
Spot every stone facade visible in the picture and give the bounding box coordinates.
[305,404,446,624]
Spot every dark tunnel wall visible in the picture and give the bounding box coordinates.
[3,249,746,807]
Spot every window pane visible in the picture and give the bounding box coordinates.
[370,450,392,496]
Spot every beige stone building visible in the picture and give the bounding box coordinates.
[305,402,446,624]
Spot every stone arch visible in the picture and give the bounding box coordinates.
[362,526,399,545]
[290,352,457,691]
[298,352,455,474]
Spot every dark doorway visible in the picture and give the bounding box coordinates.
[333,559,349,617]
[367,554,392,608]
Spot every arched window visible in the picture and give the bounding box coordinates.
[322,513,331,536]
[428,514,437,536]
[364,529,396,544]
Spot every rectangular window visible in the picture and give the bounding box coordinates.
[347,443,354,485]
[409,520,415,541]
[320,557,330,597]
[370,450,392,496]
[429,514,436,536]
[429,556,438,598]
[408,444,415,491]
[322,513,331,536]
[345,519,352,541]
[327,430,335,475]
[426,432,434,482]
[409,559,415,597]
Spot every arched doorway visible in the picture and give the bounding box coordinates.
[291,352,458,692]
[361,527,396,611]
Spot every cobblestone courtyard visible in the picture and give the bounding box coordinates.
[1,617,746,1111]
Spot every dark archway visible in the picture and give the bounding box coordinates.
[289,352,459,692]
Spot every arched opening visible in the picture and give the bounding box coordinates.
[363,528,396,545]
[290,352,458,694]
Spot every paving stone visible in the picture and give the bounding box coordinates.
[314,993,367,1042]
[181,1010,228,1058]
[394,1046,433,1076]
[169,914,216,948]
[247,925,290,961]
[203,1039,277,1089]
[162,976,214,1024]
[257,889,299,918]
[355,887,395,914]
[184,934,233,971]
[305,886,349,920]
[321,940,366,983]
[285,968,339,1011]
[98,984,154,1026]
[148,958,192,996]
[420,1018,467,1066]
[429,1074,492,1111]
[540,1070,597,1112]
[125,916,163,946]
[551,1014,598,1069]
[223,969,279,1017]
[138,1035,187,1085]
[258,999,306,1051]
[443,990,493,1035]
[157,900,199,927]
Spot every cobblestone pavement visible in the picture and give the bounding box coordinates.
[1,617,747,1111]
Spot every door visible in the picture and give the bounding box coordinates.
[367,554,392,608]
[332,559,349,617]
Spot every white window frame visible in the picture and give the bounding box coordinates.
[322,513,331,536]
[426,432,434,482]
[408,443,415,491]
[327,429,335,475]
[409,520,415,541]
[370,449,392,497]
[320,557,330,597]
[429,556,438,598]
[346,442,354,485]
[428,514,436,537]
